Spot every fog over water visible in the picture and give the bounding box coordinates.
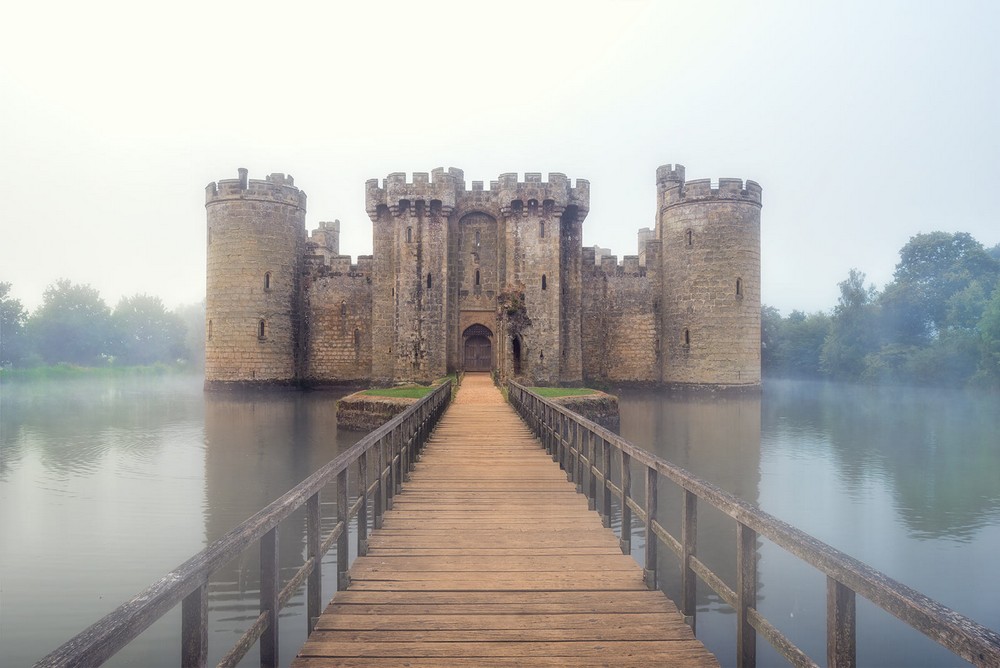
[1,376,998,666]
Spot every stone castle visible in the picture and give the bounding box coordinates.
[204,164,761,389]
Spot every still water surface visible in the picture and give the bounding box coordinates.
[1,376,998,666]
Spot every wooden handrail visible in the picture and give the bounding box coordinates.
[508,382,1000,668]
[36,381,452,668]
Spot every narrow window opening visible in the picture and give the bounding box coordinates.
[340,300,347,317]
[406,227,412,243]
[258,320,266,339]
[686,229,693,246]
[541,274,547,290]
[683,328,690,346]
[512,336,522,374]
[264,272,271,291]
[736,278,743,298]
[539,221,545,238]
[475,269,480,286]
[207,319,213,340]
[426,273,432,289]
[475,229,480,246]
[354,328,361,351]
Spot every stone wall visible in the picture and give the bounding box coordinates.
[303,261,373,384]
[581,249,661,384]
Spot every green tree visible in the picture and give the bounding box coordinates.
[882,232,999,342]
[821,269,880,380]
[110,294,188,365]
[175,300,206,369]
[0,282,29,366]
[29,279,113,365]
[974,283,1000,387]
[781,310,831,378]
[760,304,783,374]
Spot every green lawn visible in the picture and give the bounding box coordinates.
[361,386,435,399]
[528,387,599,398]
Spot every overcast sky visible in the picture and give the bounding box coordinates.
[2,0,998,315]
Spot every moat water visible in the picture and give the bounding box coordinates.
[1,376,998,667]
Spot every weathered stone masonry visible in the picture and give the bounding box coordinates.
[204,164,761,390]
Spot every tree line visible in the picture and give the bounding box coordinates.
[0,279,204,369]
[763,232,1000,388]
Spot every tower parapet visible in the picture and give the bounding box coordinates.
[495,172,589,215]
[365,168,465,219]
[207,171,307,210]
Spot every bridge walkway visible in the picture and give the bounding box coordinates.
[293,373,717,667]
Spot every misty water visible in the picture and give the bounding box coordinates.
[1,377,998,667]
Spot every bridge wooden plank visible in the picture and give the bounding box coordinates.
[293,374,717,668]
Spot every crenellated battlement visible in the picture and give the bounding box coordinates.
[660,175,761,208]
[366,168,590,219]
[206,168,307,210]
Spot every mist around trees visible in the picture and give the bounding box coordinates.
[764,232,1000,388]
[0,279,204,371]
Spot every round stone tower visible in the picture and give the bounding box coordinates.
[657,164,762,388]
[205,168,306,387]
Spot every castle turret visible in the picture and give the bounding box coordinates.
[656,164,762,387]
[205,169,306,387]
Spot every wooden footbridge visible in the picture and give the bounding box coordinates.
[38,374,1000,668]
[292,373,715,666]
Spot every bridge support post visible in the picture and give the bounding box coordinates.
[737,522,758,668]
[620,452,632,555]
[337,469,350,591]
[587,431,597,511]
[181,582,208,668]
[260,527,279,668]
[827,577,857,668]
[682,489,697,631]
[306,492,322,634]
[358,451,369,556]
[574,421,584,493]
[644,468,657,589]
[374,438,385,529]
[602,439,612,529]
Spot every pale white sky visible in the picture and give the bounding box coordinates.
[2,0,998,315]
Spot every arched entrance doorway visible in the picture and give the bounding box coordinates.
[462,324,493,372]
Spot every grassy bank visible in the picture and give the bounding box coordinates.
[0,362,196,382]
[528,387,599,398]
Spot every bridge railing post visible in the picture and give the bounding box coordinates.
[681,489,697,630]
[181,582,208,668]
[358,451,369,556]
[374,437,385,529]
[574,421,584,493]
[587,430,597,511]
[558,413,566,469]
[337,468,350,592]
[827,577,857,668]
[620,451,632,555]
[260,527,279,668]
[644,467,657,589]
[737,522,758,668]
[306,491,322,634]
[601,438,612,528]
